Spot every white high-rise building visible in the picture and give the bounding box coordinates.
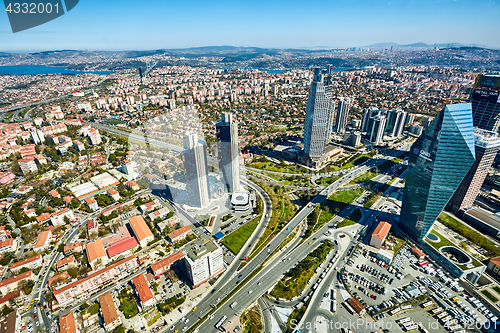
[184,241,224,287]
[335,97,352,134]
[216,113,241,193]
[183,134,210,208]
[88,128,102,145]
[369,115,387,145]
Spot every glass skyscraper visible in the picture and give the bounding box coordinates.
[471,75,500,132]
[216,113,241,193]
[400,103,476,242]
[183,133,210,208]
[303,68,335,158]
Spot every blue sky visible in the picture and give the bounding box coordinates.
[1,0,499,52]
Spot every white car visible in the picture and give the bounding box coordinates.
[35,322,39,327]
[185,319,189,323]
[210,314,214,320]
[248,290,253,294]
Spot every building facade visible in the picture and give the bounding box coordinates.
[369,114,387,145]
[470,75,500,132]
[216,113,241,193]
[335,97,352,134]
[400,103,476,242]
[302,68,335,160]
[182,134,210,208]
[447,129,500,213]
[184,241,224,288]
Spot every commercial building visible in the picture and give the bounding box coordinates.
[470,75,500,132]
[132,274,155,311]
[460,206,500,239]
[230,192,250,211]
[370,221,391,249]
[216,113,241,193]
[86,239,108,270]
[151,251,184,277]
[98,292,121,332]
[53,254,139,306]
[128,215,154,247]
[376,249,394,264]
[182,133,210,208]
[302,68,335,165]
[400,103,476,242]
[335,97,352,134]
[167,225,192,243]
[487,257,500,280]
[185,240,224,288]
[448,129,500,213]
[33,230,52,252]
[10,254,42,274]
[343,132,361,147]
[69,182,99,199]
[90,173,120,190]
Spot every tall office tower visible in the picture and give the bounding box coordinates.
[216,113,241,193]
[421,117,432,129]
[361,107,381,133]
[182,134,210,208]
[302,68,335,158]
[400,103,476,242]
[470,75,500,131]
[447,129,500,213]
[335,97,352,134]
[386,109,407,137]
[369,115,387,145]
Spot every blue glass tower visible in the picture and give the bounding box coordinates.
[400,103,476,242]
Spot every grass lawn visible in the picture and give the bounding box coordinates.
[437,212,500,257]
[104,118,126,125]
[341,154,370,169]
[270,241,334,300]
[311,188,364,232]
[482,290,499,302]
[315,175,342,186]
[494,286,500,295]
[363,191,382,209]
[348,170,380,185]
[240,305,263,333]
[248,160,310,174]
[145,309,162,326]
[222,219,259,254]
[427,229,483,269]
[119,289,139,319]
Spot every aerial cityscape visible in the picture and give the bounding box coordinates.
[1,2,500,333]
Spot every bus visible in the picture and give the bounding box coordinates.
[215,316,227,331]
[342,302,355,315]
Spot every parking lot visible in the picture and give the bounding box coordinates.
[341,243,496,332]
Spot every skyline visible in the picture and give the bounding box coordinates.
[0,0,499,52]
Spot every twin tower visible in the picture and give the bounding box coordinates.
[182,113,241,208]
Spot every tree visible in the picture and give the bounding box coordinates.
[64,216,70,224]
[45,291,54,304]
[58,244,65,252]
[67,267,78,279]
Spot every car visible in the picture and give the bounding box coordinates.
[238,274,243,278]
[169,327,175,331]
[192,307,197,311]
[31,300,35,304]
[210,315,214,320]
[185,319,189,323]
[248,290,253,294]
[257,281,262,285]
[35,322,39,327]
[33,315,37,319]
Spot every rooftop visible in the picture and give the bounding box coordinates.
[128,215,154,242]
[372,221,391,240]
[98,292,119,326]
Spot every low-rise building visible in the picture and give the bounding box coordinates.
[106,189,120,201]
[18,158,37,174]
[63,241,82,255]
[151,251,184,277]
[128,215,154,248]
[98,292,121,332]
[167,225,192,243]
[33,230,52,252]
[53,255,139,306]
[370,221,391,249]
[59,312,77,333]
[84,197,99,211]
[50,208,75,227]
[125,180,139,191]
[0,271,33,295]
[86,239,108,270]
[10,254,42,274]
[132,274,155,311]
[106,237,138,259]
[0,239,13,254]
[56,255,76,271]
[0,172,14,185]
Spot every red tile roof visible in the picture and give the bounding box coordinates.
[10,254,41,270]
[132,274,154,304]
[0,270,32,288]
[106,237,138,257]
[167,225,191,241]
[372,221,391,241]
[151,251,184,274]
